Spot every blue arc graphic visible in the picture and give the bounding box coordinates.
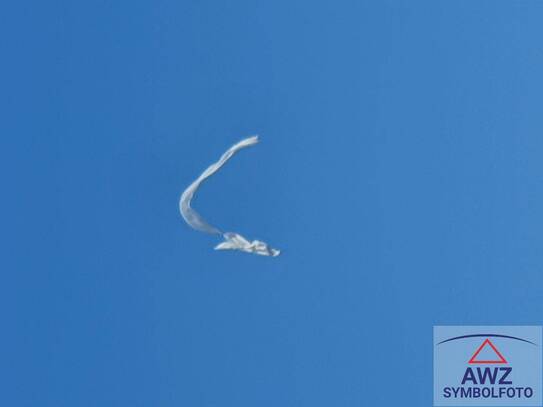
[436,334,537,346]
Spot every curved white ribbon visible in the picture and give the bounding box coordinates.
[179,136,280,257]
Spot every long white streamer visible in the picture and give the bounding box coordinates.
[179,136,280,257]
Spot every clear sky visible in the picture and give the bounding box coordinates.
[4,0,543,406]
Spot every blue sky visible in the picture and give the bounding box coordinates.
[3,0,543,406]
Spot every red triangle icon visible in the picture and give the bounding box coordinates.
[468,338,507,364]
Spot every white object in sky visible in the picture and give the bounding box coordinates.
[179,136,280,257]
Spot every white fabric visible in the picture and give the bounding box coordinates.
[179,136,280,257]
